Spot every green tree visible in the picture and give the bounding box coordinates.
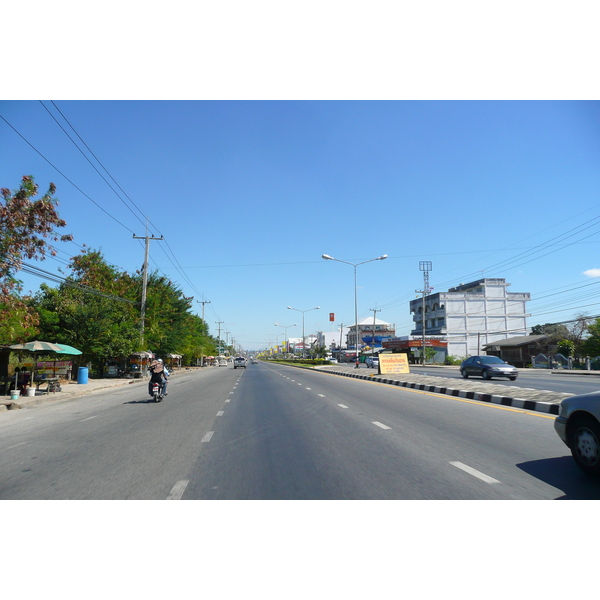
[0,176,72,336]
[33,249,140,370]
[580,318,600,357]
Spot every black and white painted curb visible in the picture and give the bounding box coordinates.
[314,369,562,415]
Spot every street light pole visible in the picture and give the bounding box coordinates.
[287,306,320,358]
[322,253,387,368]
[274,323,297,356]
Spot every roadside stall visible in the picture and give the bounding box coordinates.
[166,353,182,370]
[128,351,154,378]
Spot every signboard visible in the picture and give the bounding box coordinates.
[329,313,335,322]
[379,354,410,375]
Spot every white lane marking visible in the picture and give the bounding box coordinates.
[318,394,326,398]
[298,383,302,386]
[306,387,311,390]
[372,421,391,430]
[337,404,349,409]
[225,399,231,403]
[80,416,97,422]
[201,431,214,442]
[167,480,189,500]
[217,411,224,416]
[450,461,500,484]
[229,392,234,395]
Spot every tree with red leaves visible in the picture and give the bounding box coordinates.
[0,175,73,340]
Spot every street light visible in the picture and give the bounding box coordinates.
[322,253,387,368]
[287,306,320,358]
[274,323,297,356]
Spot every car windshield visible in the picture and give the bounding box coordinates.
[480,356,505,364]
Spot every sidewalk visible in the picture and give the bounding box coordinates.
[0,377,145,412]
[0,367,203,413]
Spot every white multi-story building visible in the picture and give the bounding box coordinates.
[409,278,530,359]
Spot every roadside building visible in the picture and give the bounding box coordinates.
[409,278,530,359]
[482,334,549,368]
[347,317,396,351]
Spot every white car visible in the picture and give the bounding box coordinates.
[233,357,247,369]
[555,391,600,475]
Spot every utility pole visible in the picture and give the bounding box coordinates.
[215,321,224,355]
[133,224,163,342]
[197,299,211,324]
[195,299,210,366]
[416,261,432,365]
[369,308,381,354]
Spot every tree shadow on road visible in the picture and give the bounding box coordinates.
[516,456,600,499]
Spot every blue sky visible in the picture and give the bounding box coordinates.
[2,100,600,350]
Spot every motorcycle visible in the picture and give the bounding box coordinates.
[151,381,165,402]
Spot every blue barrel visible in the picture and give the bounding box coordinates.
[77,367,89,384]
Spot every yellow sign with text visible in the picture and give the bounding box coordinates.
[379,353,410,375]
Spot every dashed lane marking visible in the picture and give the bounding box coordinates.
[318,394,326,398]
[166,480,189,500]
[372,421,391,430]
[450,461,500,484]
[201,431,214,443]
[217,411,224,416]
[80,416,97,422]
[225,399,231,403]
[337,404,349,409]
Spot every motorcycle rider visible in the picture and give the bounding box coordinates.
[148,358,168,397]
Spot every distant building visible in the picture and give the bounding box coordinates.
[409,278,530,359]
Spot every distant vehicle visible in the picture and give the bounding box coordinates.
[555,391,600,475]
[251,357,258,364]
[365,356,379,368]
[234,357,247,369]
[460,355,518,380]
[217,356,228,367]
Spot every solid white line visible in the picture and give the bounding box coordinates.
[217,411,224,416]
[450,461,500,484]
[337,404,349,409]
[201,431,214,442]
[166,480,189,500]
[372,421,391,430]
[80,416,97,422]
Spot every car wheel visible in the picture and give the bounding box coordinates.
[509,376,517,381]
[482,370,490,380]
[569,416,600,475]
[460,369,468,379]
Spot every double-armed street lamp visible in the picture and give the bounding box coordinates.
[274,323,297,356]
[322,253,387,368]
[287,306,320,358]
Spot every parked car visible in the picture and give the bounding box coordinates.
[365,356,379,369]
[460,355,518,380]
[555,391,600,475]
[233,357,247,369]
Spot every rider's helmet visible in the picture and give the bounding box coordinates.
[157,358,163,363]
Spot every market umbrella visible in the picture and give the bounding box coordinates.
[9,341,82,385]
[9,340,64,353]
[55,344,82,355]
[9,341,63,392]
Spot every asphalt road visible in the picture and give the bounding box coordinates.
[1,363,599,499]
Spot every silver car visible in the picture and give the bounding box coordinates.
[554,391,600,475]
